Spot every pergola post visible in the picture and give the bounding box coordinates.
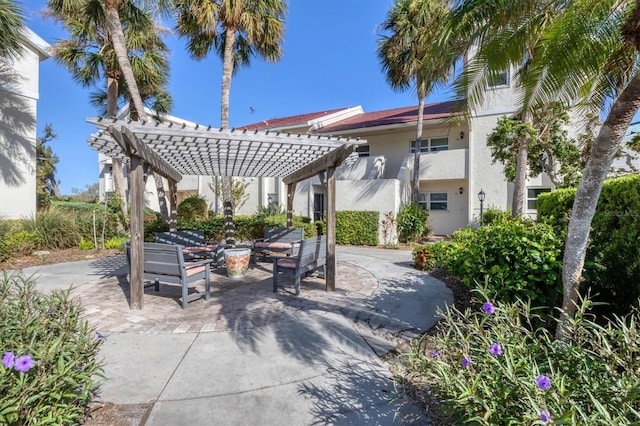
[326,166,336,292]
[168,179,177,232]
[286,182,297,227]
[129,155,145,309]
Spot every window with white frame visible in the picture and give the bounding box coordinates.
[355,144,370,157]
[488,70,510,88]
[527,188,551,210]
[409,137,449,153]
[418,192,448,211]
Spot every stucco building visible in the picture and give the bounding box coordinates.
[0,27,50,219]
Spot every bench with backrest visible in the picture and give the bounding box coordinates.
[253,227,304,262]
[156,230,218,263]
[272,235,326,295]
[125,242,213,309]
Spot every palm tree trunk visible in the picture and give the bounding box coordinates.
[153,172,169,221]
[221,28,236,244]
[511,111,531,216]
[105,1,146,122]
[556,70,640,339]
[50,177,61,198]
[412,96,425,204]
[106,73,128,231]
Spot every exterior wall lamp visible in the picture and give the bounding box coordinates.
[460,131,464,139]
[459,187,464,194]
[478,189,486,226]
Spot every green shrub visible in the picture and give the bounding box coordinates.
[177,196,208,220]
[78,239,94,250]
[482,207,511,225]
[21,208,81,250]
[0,272,103,424]
[537,175,640,316]
[410,291,640,425]
[397,203,429,243]
[335,211,378,246]
[431,217,563,308]
[104,236,127,250]
[4,231,39,257]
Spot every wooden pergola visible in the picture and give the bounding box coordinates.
[86,117,363,309]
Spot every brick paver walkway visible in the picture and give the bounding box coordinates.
[71,256,378,335]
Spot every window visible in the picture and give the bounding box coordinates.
[267,193,278,207]
[430,193,448,211]
[527,188,551,210]
[410,137,449,153]
[488,70,510,88]
[355,144,370,157]
[418,192,448,211]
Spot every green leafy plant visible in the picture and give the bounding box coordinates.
[0,272,104,424]
[335,211,379,246]
[397,203,430,243]
[428,217,563,309]
[413,245,437,271]
[177,195,208,220]
[78,239,94,250]
[104,236,127,250]
[4,231,39,257]
[409,290,640,425]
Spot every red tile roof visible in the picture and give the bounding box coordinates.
[316,100,462,133]
[236,107,354,131]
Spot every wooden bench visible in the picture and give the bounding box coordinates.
[125,242,213,309]
[272,235,326,295]
[156,230,218,264]
[253,227,304,262]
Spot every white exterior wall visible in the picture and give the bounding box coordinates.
[0,29,50,219]
[420,179,469,236]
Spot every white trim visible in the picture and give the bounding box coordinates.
[23,27,51,60]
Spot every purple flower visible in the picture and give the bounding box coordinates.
[14,355,35,372]
[95,332,104,340]
[3,352,15,369]
[489,343,502,356]
[429,350,442,359]
[540,410,552,423]
[535,374,552,391]
[461,356,471,368]
[482,301,495,314]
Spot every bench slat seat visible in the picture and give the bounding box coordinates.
[272,235,326,295]
[126,242,213,309]
[156,230,217,264]
[253,227,304,262]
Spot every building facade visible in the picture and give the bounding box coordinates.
[0,27,50,219]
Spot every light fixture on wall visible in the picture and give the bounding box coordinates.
[460,131,464,139]
[459,187,464,194]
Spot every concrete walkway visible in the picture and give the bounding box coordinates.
[21,246,453,425]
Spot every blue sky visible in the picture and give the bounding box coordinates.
[24,0,454,195]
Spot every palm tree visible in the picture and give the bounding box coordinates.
[447,0,565,216]
[0,0,26,58]
[48,0,172,223]
[175,0,286,243]
[377,0,455,204]
[447,0,640,336]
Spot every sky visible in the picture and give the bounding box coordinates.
[23,0,455,195]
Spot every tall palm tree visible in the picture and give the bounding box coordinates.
[0,0,26,58]
[447,0,565,216]
[175,0,286,243]
[48,0,172,223]
[377,0,455,204]
[448,0,640,336]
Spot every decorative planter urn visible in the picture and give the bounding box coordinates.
[223,248,251,279]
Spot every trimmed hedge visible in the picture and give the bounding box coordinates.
[537,174,640,315]
[335,211,379,246]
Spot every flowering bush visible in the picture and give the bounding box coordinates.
[408,291,640,424]
[413,246,437,271]
[0,272,104,424]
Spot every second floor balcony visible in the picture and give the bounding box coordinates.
[416,148,469,181]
